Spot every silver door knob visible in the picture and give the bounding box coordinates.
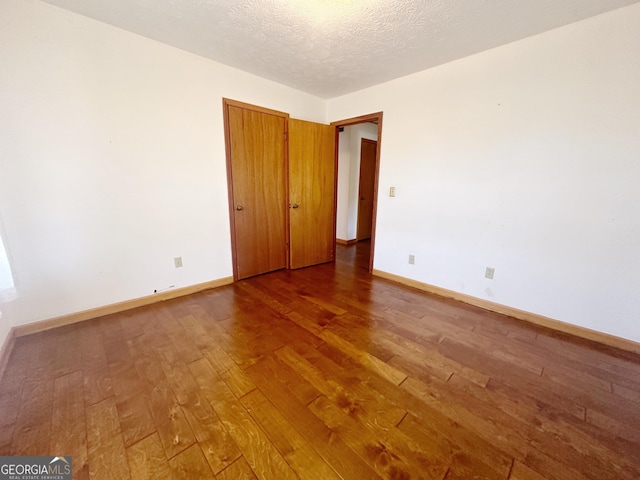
[236,205,244,211]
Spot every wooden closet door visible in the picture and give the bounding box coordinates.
[227,104,288,279]
[288,119,336,269]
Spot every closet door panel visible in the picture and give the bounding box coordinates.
[228,105,287,279]
[289,119,336,269]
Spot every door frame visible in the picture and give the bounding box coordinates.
[222,98,290,281]
[331,112,383,273]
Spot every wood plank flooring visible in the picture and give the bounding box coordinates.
[2,241,640,479]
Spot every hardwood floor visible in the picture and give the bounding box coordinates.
[1,241,640,479]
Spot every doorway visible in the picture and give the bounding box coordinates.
[332,113,383,273]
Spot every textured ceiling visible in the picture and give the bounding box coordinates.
[41,0,640,98]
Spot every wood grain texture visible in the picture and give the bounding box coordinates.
[0,336,31,453]
[227,103,288,279]
[86,398,131,480]
[110,364,156,449]
[168,443,214,479]
[240,389,343,480]
[180,388,241,473]
[2,241,640,479]
[216,457,258,480]
[10,373,54,456]
[288,118,336,269]
[188,357,298,480]
[126,433,174,480]
[50,371,89,480]
[147,382,196,459]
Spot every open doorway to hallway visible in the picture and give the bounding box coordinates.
[333,113,382,272]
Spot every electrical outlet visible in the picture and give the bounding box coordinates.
[390,187,396,197]
[174,257,183,268]
[409,255,415,265]
[485,267,495,279]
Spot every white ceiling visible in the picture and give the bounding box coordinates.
[41,0,639,99]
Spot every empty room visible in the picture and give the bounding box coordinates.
[1,0,640,479]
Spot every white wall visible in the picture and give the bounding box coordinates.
[0,0,326,348]
[336,129,351,240]
[328,4,640,342]
[336,124,378,241]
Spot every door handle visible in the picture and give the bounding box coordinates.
[290,203,299,209]
[236,205,244,211]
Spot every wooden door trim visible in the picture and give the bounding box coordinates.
[330,112,382,128]
[223,98,289,118]
[331,112,383,273]
[331,127,340,263]
[223,98,290,281]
